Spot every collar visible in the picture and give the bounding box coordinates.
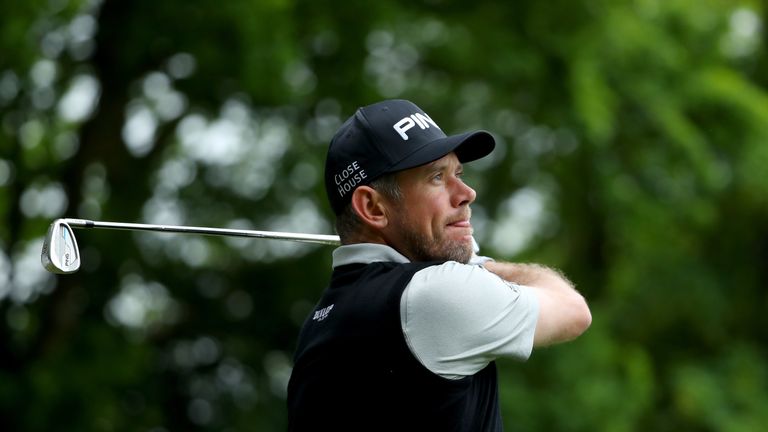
[332,243,411,268]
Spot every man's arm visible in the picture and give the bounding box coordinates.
[482,261,591,347]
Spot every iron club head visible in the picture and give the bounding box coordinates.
[41,219,81,274]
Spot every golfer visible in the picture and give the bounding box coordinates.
[287,99,591,431]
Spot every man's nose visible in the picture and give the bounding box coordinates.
[452,177,476,207]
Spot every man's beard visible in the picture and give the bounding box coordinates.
[395,219,473,263]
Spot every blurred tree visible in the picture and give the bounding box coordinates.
[1,0,767,431]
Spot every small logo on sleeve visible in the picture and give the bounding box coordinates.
[312,304,334,322]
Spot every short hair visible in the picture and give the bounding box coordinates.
[334,172,402,242]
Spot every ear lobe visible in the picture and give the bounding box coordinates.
[350,186,388,229]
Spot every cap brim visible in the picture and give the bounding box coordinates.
[386,130,495,173]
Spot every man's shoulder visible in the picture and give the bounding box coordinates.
[400,261,538,375]
[412,261,499,286]
[403,262,511,309]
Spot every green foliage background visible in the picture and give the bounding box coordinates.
[2,0,767,430]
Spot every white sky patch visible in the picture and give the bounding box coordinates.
[143,71,187,121]
[142,193,186,226]
[178,236,211,268]
[156,157,197,194]
[136,194,205,267]
[41,27,66,58]
[140,97,326,265]
[220,200,330,263]
[155,89,186,120]
[123,103,158,157]
[19,182,68,218]
[167,52,196,79]
[119,70,188,158]
[303,98,342,145]
[58,74,101,122]
[19,119,45,149]
[30,59,57,88]
[105,273,178,331]
[0,159,12,186]
[0,249,11,300]
[490,187,552,257]
[262,199,330,260]
[3,238,55,304]
[174,99,292,199]
[721,7,762,58]
[68,14,97,45]
[230,117,290,199]
[365,30,420,97]
[178,114,247,166]
[196,118,245,164]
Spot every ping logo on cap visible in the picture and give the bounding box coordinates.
[392,112,441,140]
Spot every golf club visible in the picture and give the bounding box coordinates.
[41,218,341,274]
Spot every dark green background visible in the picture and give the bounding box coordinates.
[2,0,767,430]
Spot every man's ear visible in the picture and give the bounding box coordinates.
[350,186,388,229]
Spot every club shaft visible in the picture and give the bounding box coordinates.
[61,218,340,246]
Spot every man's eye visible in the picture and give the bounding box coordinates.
[432,173,443,181]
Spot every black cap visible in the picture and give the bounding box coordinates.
[324,99,495,214]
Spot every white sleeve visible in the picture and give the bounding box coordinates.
[400,261,539,379]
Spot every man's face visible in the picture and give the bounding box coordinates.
[383,152,477,263]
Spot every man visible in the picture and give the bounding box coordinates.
[287,99,591,431]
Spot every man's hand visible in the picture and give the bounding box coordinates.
[483,261,592,347]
